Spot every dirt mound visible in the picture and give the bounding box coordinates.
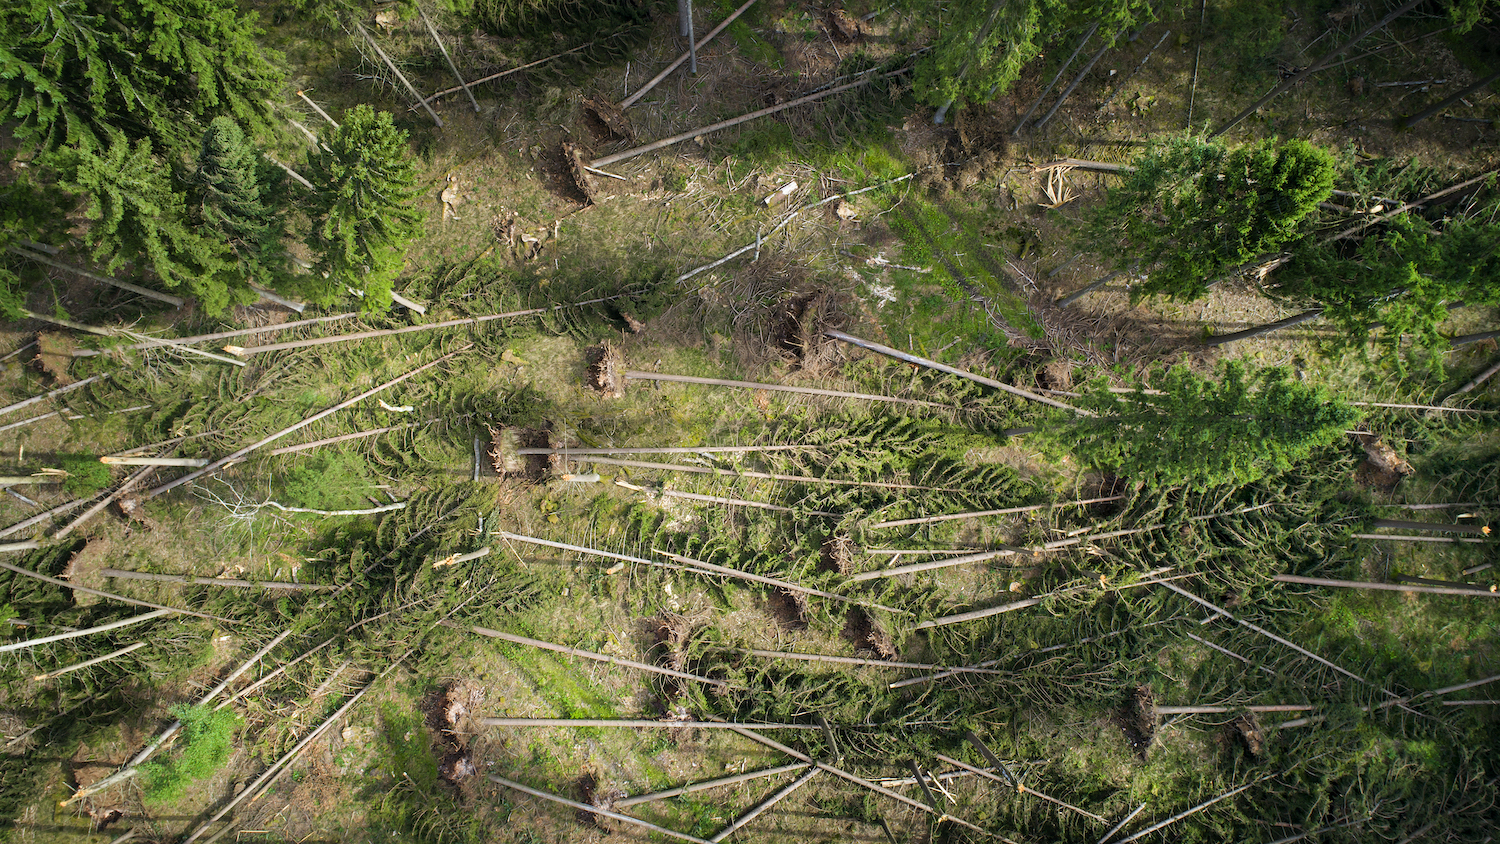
[586,343,625,398]
[488,426,565,478]
[842,607,897,658]
[1353,434,1412,493]
[35,332,76,384]
[766,588,809,631]
[771,290,848,373]
[819,535,856,574]
[1115,685,1156,756]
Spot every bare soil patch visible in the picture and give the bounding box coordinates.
[1115,684,1156,756]
[841,607,896,659]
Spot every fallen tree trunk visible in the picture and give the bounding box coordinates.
[440,620,730,688]
[710,766,819,843]
[824,330,1088,414]
[33,641,148,680]
[871,495,1125,529]
[620,0,759,108]
[616,762,807,807]
[8,246,185,307]
[490,774,713,844]
[0,374,109,419]
[624,370,948,408]
[100,569,336,591]
[0,609,172,654]
[592,78,874,168]
[1276,574,1495,597]
[71,313,357,358]
[0,558,234,623]
[143,345,471,499]
[354,21,442,127]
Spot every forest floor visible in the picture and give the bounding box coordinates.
[2,2,1498,843]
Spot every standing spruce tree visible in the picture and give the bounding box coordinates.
[1059,362,1358,489]
[305,106,423,310]
[192,117,286,296]
[911,0,1153,110]
[1084,136,1335,301]
[0,0,282,158]
[54,132,242,313]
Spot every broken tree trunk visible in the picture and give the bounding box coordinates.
[143,345,471,499]
[624,370,949,408]
[824,330,1089,414]
[1448,357,1500,399]
[33,641,149,680]
[1326,168,1500,243]
[523,444,810,455]
[354,21,443,127]
[1014,22,1099,134]
[616,479,840,517]
[417,5,478,112]
[54,464,155,539]
[439,619,729,688]
[1212,0,1426,137]
[592,78,874,168]
[0,609,172,654]
[620,0,760,108]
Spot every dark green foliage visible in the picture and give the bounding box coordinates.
[304,106,424,311]
[53,132,246,313]
[141,704,241,803]
[192,117,287,295]
[1057,361,1359,489]
[0,0,282,158]
[1273,213,1500,369]
[0,175,71,319]
[1085,136,1335,301]
[909,0,1154,109]
[59,455,111,496]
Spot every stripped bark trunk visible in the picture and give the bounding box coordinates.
[0,498,90,538]
[1448,357,1500,398]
